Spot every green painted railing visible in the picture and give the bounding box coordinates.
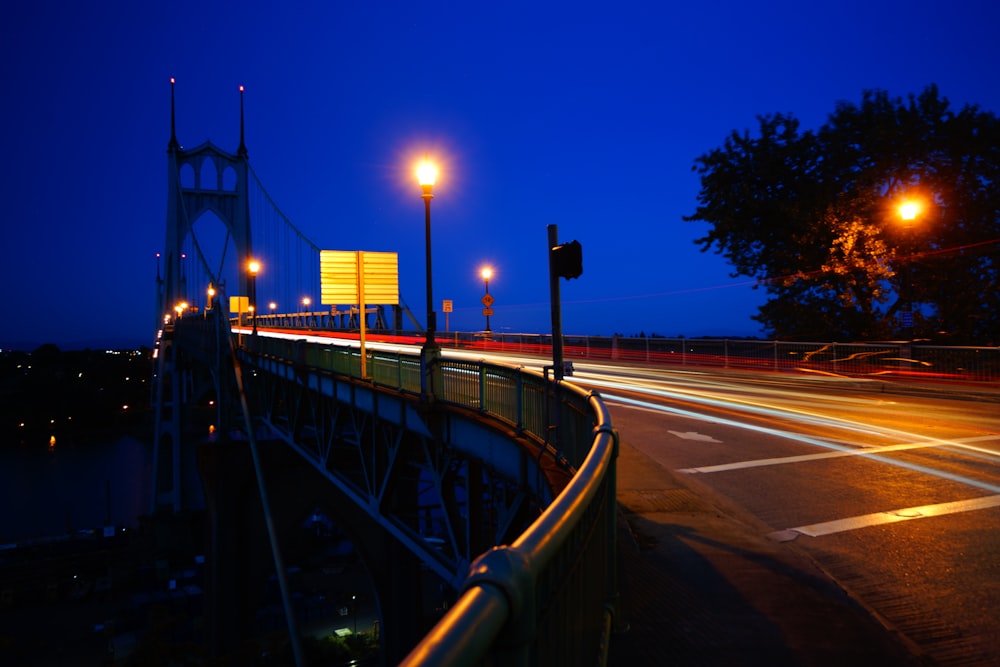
[236,332,620,665]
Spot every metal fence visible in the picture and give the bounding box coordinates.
[235,317,1000,383]
[443,333,1000,383]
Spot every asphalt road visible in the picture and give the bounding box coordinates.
[562,362,1000,666]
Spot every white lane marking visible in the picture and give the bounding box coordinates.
[678,435,1000,474]
[771,494,1000,540]
[668,431,721,442]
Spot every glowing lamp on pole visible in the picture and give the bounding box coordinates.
[417,157,441,399]
[481,266,494,335]
[248,259,260,334]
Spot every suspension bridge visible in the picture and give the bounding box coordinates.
[149,81,619,666]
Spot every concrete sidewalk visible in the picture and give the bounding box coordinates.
[607,436,925,666]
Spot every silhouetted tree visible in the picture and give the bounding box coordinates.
[685,85,1000,344]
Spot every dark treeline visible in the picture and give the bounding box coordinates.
[686,84,1000,344]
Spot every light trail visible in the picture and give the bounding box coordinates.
[575,373,933,447]
[604,392,1000,495]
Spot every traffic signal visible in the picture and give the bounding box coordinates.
[551,240,583,279]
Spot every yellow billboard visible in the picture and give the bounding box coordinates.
[320,250,399,305]
[229,295,249,314]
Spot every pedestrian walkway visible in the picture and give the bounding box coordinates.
[607,436,925,666]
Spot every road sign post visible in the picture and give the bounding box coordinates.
[442,299,453,332]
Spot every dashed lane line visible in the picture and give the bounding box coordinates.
[770,494,1000,540]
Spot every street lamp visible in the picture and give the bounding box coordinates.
[248,259,260,334]
[417,158,440,399]
[206,284,216,319]
[899,200,921,224]
[481,266,493,335]
[897,200,922,336]
[302,296,311,312]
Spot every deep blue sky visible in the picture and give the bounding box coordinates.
[3,1,999,350]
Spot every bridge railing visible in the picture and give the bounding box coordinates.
[400,389,617,667]
[237,332,619,665]
[236,318,1000,382]
[447,333,1000,382]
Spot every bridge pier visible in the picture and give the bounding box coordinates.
[197,438,258,659]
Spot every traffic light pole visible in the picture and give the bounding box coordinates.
[548,224,565,381]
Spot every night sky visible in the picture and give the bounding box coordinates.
[3,1,999,350]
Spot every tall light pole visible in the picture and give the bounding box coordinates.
[481,266,493,335]
[417,158,440,399]
[898,199,921,338]
[206,283,216,317]
[248,259,260,334]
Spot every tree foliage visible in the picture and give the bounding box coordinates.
[685,85,1000,344]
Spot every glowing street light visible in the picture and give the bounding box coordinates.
[481,266,493,335]
[302,296,311,312]
[248,259,261,334]
[899,200,921,224]
[897,199,923,336]
[417,157,440,399]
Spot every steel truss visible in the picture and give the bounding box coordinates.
[239,348,557,589]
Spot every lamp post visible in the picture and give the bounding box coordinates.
[481,266,493,335]
[417,158,440,399]
[248,259,260,334]
[898,200,921,338]
[206,284,216,319]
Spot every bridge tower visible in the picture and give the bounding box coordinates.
[151,80,254,512]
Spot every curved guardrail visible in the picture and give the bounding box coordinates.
[400,390,618,666]
[235,331,620,665]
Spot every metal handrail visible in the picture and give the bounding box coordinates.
[235,331,620,665]
[400,391,618,666]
